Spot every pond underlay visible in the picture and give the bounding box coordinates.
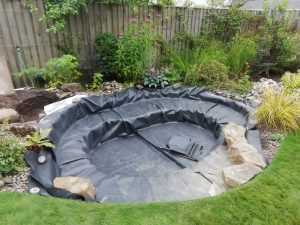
[25,86,264,203]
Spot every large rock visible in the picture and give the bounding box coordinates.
[223,122,247,146]
[0,108,20,123]
[0,89,59,122]
[53,176,96,199]
[61,83,82,92]
[8,121,37,136]
[239,152,267,169]
[226,133,266,169]
[222,163,262,187]
[228,141,257,162]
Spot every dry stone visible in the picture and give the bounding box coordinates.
[223,122,247,146]
[222,163,262,187]
[0,108,20,123]
[53,176,96,199]
[239,152,267,169]
[61,83,82,92]
[8,121,37,136]
[228,141,258,163]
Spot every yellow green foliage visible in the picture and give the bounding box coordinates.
[25,129,55,149]
[256,89,300,131]
[281,70,300,93]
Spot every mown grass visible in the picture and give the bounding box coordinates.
[0,132,299,225]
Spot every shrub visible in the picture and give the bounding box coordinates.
[0,138,24,177]
[226,75,253,94]
[16,55,82,88]
[184,60,228,89]
[256,89,300,131]
[43,55,82,88]
[143,68,169,88]
[94,33,118,79]
[281,70,300,93]
[90,73,104,91]
[251,2,300,75]
[211,7,259,42]
[161,68,181,84]
[226,36,257,77]
[116,24,155,83]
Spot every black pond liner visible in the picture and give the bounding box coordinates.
[25,86,264,203]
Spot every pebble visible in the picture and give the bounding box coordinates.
[3,176,13,184]
[214,78,283,108]
[30,187,40,194]
[38,155,46,164]
[77,81,124,96]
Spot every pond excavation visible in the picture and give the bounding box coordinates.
[25,87,265,203]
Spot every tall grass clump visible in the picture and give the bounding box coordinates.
[226,36,257,77]
[171,39,227,80]
[256,89,300,131]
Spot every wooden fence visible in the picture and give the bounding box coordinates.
[1,0,300,87]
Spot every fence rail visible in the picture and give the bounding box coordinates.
[1,0,300,87]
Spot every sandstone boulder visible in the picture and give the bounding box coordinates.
[223,122,247,146]
[222,163,262,187]
[61,83,82,92]
[239,151,267,169]
[226,133,266,169]
[53,176,96,199]
[0,108,20,123]
[228,141,258,163]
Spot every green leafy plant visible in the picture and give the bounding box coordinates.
[281,70,300,93]
[43,55,81,88]
[91,73,104,91]
[183,60,228,89]
[225,75,253,94]
[116,24,156,83]
[211,7,259,42]
[94,33,118,79]
[25,129,55,150]
[0,138,24,177]
[256,89,300,131]
[252,0,300,76]
[25,0,154,33]
[15,55,81,88]
[161,68,181,84]
[226,36,257,77]
[25,0,87,33]
[122,82,135,89]
[143,68,169,88]
[14,67,41,86]
[269,133,285,142]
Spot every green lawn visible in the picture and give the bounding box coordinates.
[0,132,299,225]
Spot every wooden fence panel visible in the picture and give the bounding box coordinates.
[1,0,300,87]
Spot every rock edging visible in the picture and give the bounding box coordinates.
[222,122,266,187]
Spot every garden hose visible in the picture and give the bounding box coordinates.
[16,47,35,88]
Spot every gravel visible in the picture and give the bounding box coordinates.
[214,78,284,108]
[0,167,30,193]
[260,131,282,162]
